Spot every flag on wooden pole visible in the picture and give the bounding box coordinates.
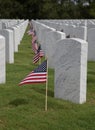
[45,58,48,111]
[32,30,36,37]
[33,45,44,64]
[19,60,47,86]
[32,35,37,43]
[19,59,48,111]
[31,40,38,53]
[27,29,34,35]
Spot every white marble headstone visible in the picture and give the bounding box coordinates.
[45,30,66,68]
[41,28,55,52]
[8,27,18,52]
[73,26,86,40]
[0,35,5,83]
[0,29,14,63]
[54,38,88,104]
[87,28,95,61]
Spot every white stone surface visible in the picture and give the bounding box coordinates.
[8,26,19,52]
[45,30,66,68]
[84,20,87,41]
[0,23,2,29]
[39,27,55,54]
[32,21,56,54]
[18,20,28,42]
[54,38,88,104]
[72,26,86,40]
[14,25,20,45]
[0,29,14,63]
[2,22,7,29]
[87,28,95,61]
[0,35,5,83]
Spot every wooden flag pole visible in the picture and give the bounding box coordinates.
[45,58,48,111]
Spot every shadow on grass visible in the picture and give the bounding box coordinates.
[87,77,95,84]
[31,87,54,97]
[9,98,29,106]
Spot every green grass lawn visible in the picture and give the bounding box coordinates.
[0,26,95,130]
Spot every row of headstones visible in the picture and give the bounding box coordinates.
[0,19,24,29]
[32,20,88,104]
[0,19,28,84]
[39,20,87,40]
[37,19,95,61]
[42,19,95,24]
[39,19,95,30]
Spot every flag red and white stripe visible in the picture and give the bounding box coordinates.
[33,52,40,64]
[31,40,38,53]
[19,60,47,86]
[27,29,34,36]
[33,46,44,64]
[19,72,47,85]
[32,36,37,43]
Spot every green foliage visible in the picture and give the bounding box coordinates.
[40,0,59,19]
[89,3,95,18]
[0,0,95,19]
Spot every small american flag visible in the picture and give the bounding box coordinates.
[32,30,36,37]
[27,28,34,35]
[33,45,44,64]
[30,30,36,37]
[32,35,37,43]
[19,60,47,86]
[32,40,38,54]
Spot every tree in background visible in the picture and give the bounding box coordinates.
[39,0,59,19]
[0,0,95,19]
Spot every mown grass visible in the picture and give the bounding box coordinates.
[0,26,95,130]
